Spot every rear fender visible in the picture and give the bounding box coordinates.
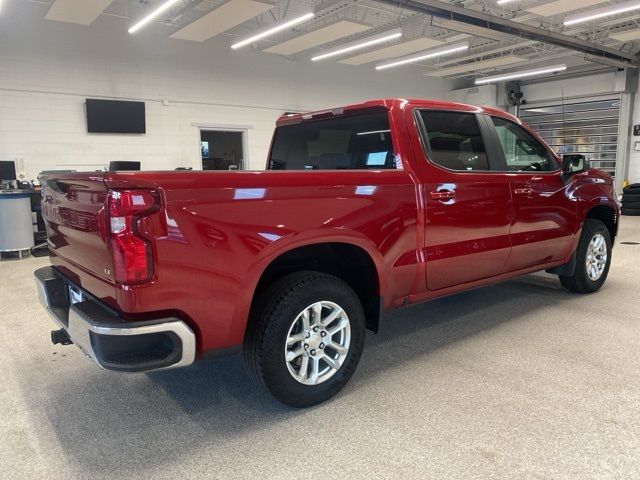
[233,228,388,341]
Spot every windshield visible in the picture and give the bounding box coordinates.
[268,111,395,170]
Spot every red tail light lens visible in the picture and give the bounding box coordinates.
[108,190,158,285]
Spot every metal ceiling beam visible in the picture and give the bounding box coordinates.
[374,0,639,66]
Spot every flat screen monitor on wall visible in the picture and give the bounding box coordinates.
[109,161,141,171]
[0,161,17,180]
[86,99,146,134]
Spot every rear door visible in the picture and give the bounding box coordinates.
[487,116,576,271]
[413,109,512,290]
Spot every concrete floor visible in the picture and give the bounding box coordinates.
[1,218,639,480]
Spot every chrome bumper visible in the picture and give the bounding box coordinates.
[34,266,196,372]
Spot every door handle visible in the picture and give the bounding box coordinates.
[430,190,456,201]
[513,187,533,195]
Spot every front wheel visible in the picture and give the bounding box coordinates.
[245,271,366,408]
[559,219,612,293]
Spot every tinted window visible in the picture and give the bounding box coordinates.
[268,112,395,170]
[491,117,555,171]
[418,111,489,171]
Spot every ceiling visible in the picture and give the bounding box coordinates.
[27,0,640,82]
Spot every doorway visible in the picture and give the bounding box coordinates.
[200,129,246,170]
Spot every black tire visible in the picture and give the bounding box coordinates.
[623,183,640,193]
[621,208,640,216]
[621,201,640,209]
[622,193,640,203]
[559,219,612,293]
[245,271,366,408]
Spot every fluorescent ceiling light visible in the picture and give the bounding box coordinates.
[171,0,273,41]
[527,0,604,17]
[339,37,443,65]
[264,20,370,55]
[375,43,469,71]
[45,0,114,25]
[564,0,640,26]
[474,64,566,84]
[129,0,181,34]
[231,12,314,49]
[311,30,402,62]
[424,55,527,77]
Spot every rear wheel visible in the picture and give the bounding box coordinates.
[245,271,366,407]
[559,219,612,293]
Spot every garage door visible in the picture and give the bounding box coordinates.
[519,98,621,177]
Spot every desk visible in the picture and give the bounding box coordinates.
[0,191,35,254]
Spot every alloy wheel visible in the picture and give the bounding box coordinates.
[284,301,351,385]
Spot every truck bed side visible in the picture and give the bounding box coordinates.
[42,169,421,353]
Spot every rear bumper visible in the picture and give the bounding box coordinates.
[34,266,196,372]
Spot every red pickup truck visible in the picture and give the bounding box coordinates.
[35,98,619,407]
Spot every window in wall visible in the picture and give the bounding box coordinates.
[418,110,490,171]
[491,117,556,172]
[268,112,395,170]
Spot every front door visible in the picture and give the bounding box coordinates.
[488,116,576,271]
[414,109,513,291]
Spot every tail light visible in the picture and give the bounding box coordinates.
[108,190,158,285]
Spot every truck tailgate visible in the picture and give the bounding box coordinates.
[41,174,113,284]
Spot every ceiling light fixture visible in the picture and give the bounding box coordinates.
[496,0,519,4]
[311,30,402,61]
[375,42,469,70]
[564,0,640,26]
[231,12,314,49]
[129,0,182,34]
[474,64,567,84]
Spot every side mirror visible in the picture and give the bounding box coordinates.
[562,154,589,175]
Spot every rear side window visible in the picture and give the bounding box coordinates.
[418,110,490,171]
[268,112,395,170]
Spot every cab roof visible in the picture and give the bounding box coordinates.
[276,98,516,126]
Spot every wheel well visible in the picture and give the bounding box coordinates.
[586,205,617,241]
[251,243,381,333]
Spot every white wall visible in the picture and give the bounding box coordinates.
[0,1,450,180]
[519,71,618,103]
[445,85,500,109]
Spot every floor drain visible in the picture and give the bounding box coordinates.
[620,241,639,245]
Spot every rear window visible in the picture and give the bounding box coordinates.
[268,112,395,170]
[418,110,490,171]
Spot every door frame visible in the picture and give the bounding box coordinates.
[192,123,251,171]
